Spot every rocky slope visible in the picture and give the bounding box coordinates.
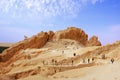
[0,27,113,80]
[0,27,101,63]
[0,39,119,80]
[0,32,49,62]
[53,27,88,45]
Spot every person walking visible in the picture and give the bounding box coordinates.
[82,58,85,63]
[111,58,114,64]
[88,58,90,63]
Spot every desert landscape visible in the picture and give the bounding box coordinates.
[0,27,120,80]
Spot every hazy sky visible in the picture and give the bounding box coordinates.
[0,0,120,45]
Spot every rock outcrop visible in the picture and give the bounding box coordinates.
[53,27,88,45]
[0,26,107,80]
[0,75,16,80]
[87,36,101,46]
[48,31,55,41]
[0,32,49,62]
[0,27,102,63]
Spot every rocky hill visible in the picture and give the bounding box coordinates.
[87,36,101,46]
[53,27,88,45]
[0,27,101,63]
[2,27,120,80]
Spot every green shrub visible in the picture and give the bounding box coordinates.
[0,46,9,53]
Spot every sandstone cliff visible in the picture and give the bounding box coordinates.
[87,36,101,46]
[0,32,49,62]
[0,75,15,80]
[48,31,55,41]
[2,27,120,80]
[0,27,101,63]
[53,27,88,45]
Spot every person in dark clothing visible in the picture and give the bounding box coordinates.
[82,58,85,63]
[55,60,57,65]
[72,60,74,66]
[73,53,76,56]
[42,60,45,65]
[51,59,55,65]
[111,58,114,64]
[88,58,90,63]
[54,69,56,73]
[92,57,94,62]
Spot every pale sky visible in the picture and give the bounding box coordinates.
[0,0,120,45]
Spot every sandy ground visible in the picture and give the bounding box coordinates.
[51,62,120,80]
[1,39,120,80]
[17,62,120,80]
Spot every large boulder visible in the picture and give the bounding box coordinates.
[87,36,101,46]
[53,27,88,45]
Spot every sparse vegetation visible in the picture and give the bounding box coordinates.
[0,46,9,53]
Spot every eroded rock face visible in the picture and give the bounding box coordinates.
[48,31,55,41]
[0,32,49,62]
[53,27,88,45]
[0,75,16,80]
[0,27,102,63]
[87,36,101,46]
